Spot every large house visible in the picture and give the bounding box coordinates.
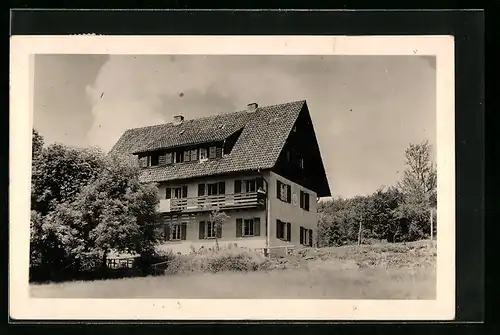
[110,100,330,254]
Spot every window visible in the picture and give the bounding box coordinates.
[276,180,291,203]
[209,146,217,159]
[300,190,310,211]
[171,224,181,241]
[190,149,198,161]
[245,179,256,193]
[276,220,291,241]
[175,151,184,163]
[184,150,191,162]
[207,182,225,196]
[199,221,222,239]
[146,154,159,166]
[156,223,187,241]
[300,226,307,245]
[200,148,207,160]
[166,186,188,199]
[236,218,261,237]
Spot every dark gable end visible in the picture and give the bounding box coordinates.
[271,102,331,197]
[109,100,329,196]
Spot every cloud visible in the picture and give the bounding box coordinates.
[85,55,307,152]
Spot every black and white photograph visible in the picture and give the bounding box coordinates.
[10,35,455,320]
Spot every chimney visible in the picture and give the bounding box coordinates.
[247,103,258,111]
[173,115,184,126]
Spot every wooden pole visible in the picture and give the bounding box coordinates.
[358,220,362,245]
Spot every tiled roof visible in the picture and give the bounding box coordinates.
[109,100,306,183]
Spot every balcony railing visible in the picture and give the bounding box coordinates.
[158,191,266,213]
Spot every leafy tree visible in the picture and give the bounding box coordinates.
[32,129,44,160]
[31,143,106,215]
[66,154,160,267]
[396,140,437,241]
[208,209,230,251]
[398,140,437,206]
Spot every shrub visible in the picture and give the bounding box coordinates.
[164,246,274,275]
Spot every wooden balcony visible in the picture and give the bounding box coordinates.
[158,191,266,213]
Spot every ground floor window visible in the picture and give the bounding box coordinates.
[155,222,187,241]
[300,226,314,247]
[276,219,291,242]
[199,221,222,239]
[236,218,261,237]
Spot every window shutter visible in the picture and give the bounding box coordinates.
[300,191,304,209]
[216,147,222,158]
[165,152,173,164]
[305,193,310,211]
[139,156,147,167]
[236,219,243,238]
[190,149,198,161]
[165,188,172,199]
[184,150,191,162]
[300,227,304,244]
[286,222,291,242]
[165,224,171,241]
[276,220,281,239]
[209,146,216,158]
[158,154,166,165]
[234,180,241,193]
[181,223,187,240]
[182,186,188,198]
[276,180,281,199]
[199,221,205,239]
[287,185,292,203]
[254,218,261,236]
[309,229,313,247]
[218,182,225,195]
[198,184,205,196]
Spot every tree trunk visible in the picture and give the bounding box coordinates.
[357,220,363,245]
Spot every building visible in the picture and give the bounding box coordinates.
[110,100,330,254]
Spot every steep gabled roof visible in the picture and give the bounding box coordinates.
[110,100,307,183]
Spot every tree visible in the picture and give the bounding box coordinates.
[32,129,44,160]
[396,140,437,241]
[398,140,437,206]
[68,154,160,268]
[208,209,230,251]
[31,143,106,215]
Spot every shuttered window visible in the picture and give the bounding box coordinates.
[276,220,287,240]
[165,188,172,199]
[215,147,223,158]
[184,150,191,162]
[209,146,217,159]
[300,191,310,211]
[165,152,173,164]
[190,149,198,161]
[200,148,207,160]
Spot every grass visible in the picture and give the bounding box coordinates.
[30,240,436,299]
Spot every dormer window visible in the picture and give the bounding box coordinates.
[200,148,207,160]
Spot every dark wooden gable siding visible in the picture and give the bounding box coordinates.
[271,105,330,197]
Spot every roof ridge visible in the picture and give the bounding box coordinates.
[124,100,306,133]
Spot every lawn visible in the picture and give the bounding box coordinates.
[30,240,436,299]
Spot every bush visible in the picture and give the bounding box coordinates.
[164,245,274,275]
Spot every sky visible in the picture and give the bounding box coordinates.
[33,54,436,199]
